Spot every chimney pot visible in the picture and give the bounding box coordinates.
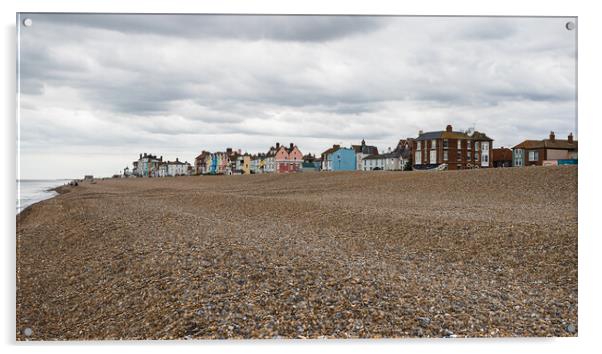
[290,143,294,149]
[446,124,453,132]
[419,130,423,135]
[550,131,555,141]
[276,142,280,149]
[568,132,574,143]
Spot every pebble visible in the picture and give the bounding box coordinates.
[15,167,578,339]
[417,317,431,327]
[565,324,576,334]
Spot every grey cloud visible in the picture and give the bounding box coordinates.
[17,15,577,179]
[23,14,386,42]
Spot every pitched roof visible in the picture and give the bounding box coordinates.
[416,130,493,141]
[363,154,386,160]
[513,139,577,150]
[266,146,277,157]
[351,144,379,155]
[321,145,341,157]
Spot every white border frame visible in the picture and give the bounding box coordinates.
[3,1,599,353]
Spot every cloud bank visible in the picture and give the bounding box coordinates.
[18,14,577,178]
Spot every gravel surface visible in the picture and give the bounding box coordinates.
[16,166,578,340]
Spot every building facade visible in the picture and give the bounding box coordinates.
[331,147,356,171]
[352,139,379,170]
[265,145,278,173]
[194,151,211,175]
[134,153,163,177]
[275,143,303,173]
[412,125,493,170]
[512,132,577,167]
[320,144,341,171]
[492,147,513,168]
[362,154,386,170]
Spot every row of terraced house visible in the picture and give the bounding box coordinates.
[194,143,304,175]
[124,124,577,177]
[124,153,193,177]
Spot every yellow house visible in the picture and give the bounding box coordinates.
[242,155,251,174]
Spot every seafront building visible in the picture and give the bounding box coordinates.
[352,140,379,170]
[362,154,386,170]
[330,147,357,171]
[320,145,341,171]
[128,124,576,178]
[492,147,513,168]
[133,153,162,177]
[512,132,577,167]
[412,125,493,170]
[275,143,303,173]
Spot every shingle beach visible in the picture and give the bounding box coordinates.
[16,166,577,340]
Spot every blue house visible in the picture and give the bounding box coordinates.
[331,147,356,171]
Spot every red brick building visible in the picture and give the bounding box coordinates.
[492,147,513,167]
[412,125,493,170]
[512,132,577,167]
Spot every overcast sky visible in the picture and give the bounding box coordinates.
[18,14,576,179]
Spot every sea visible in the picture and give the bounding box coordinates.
[16,179,72,214]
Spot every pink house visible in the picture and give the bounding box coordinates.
[275,143,303,173]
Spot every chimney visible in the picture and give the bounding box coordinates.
[160,156,163,161]
[446,124,453,132]
[176,157,179,162]
[290,143,294,150]
[419,130,423,136]
[549,131,555,141]
[568,132,574,143]
[140,153,142,159]
[226,147,232,154]
[361,139,366,146]
[276,142,280,149]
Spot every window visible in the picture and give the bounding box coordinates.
[528,150,539,161]
[443,150,448,161]
[457,151,462,161]
[475,141,480,151]
[415,151,421,164]
[457,140,462,149]
[475,152,479,161]
[467,151,471,160]
[457,164,462,170]
[467,141,471,150]
[443,139,449,149]
[430,150,437,164]
[431,139,437,149]
[483,155,489,163]
[482,142,489,151]
[417,141,422,150]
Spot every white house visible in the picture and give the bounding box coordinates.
[135,153,162,177]
[166,158,191,176]
[352,139,379,170]
[264,145,277,173]
[362,155,386,170]
[320,144,341,171]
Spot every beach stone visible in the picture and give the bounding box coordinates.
[565,324,576,334]
[442,329,454,337]
[22,328,33,337]
[417,317,431,327]
[15,166,578,339]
